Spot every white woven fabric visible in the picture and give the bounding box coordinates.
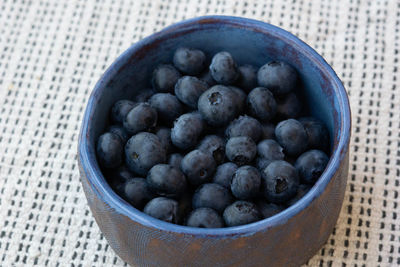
[0,0,399,266]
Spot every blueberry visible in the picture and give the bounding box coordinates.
[186,208,224,228]
[198,85,239,126]
[237,64,257,92]
[212,162,238,188]
[275,119,308,156]
[143,197,179,224]
[105,165,134,194]
[123,178,155,209]
[111,100,136,124]
[171,112,204,150]
[256,200,284,219]
[177,192,193,223]
[123,103,158,135]
[261,123,276,140]
[192,183,233,213]
[287,184,311,206]
[231,166,261,200]
[299,117,330,151]
[295,150,329,184]
[261,160,299,204]
[257,139,285,161]
[225,115,262,142]
[173,47,206,75]
[256,157,273,171]
[197,135,225,165]
[134,88,156,102]
[229,86,247,114]
[155,127,174,154]
[199,70,217,86]
[168,153,183,169]
[180,150,216,187]
[147,164,187,198]
[257,61,298,95]
[152,64,182,93]
[225,136,257,166]
[108,125,130,144]
[97,132,123,169]
[125,132,166,176]
[174,76,209,109]
[149,93,183,125]
[209,51,239,85]
[247,87,277,122]
[223,201,261,227]
[276,93,302,120]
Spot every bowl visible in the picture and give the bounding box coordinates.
[78,16,351,267]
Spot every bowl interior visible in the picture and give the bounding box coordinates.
[91,21,338,146]
[81,16,350,233]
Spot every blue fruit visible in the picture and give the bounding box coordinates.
[134,88,156,102]
[152,64,182,93]
[197,135,226,165]
[199,70,217,86]
[225,136,257,166]
[231,166,261,200]
[256,157,273,171]
[192,183,233,213]
[171,112,204,150]
[229,86,247,114]
[257,139,284,161]
[97,132,123,169]
[125,132,166,176]
[143,197,179,223]
[209,51,239,85]
[105,165,134,194]
[223,201,261,226]
[168,153,183,169]
[174,76,209,109]
[173,47,206,75]
[225,115,262,142]
[295,150,329,184]
[212,162,238,189]
[261,160,299,204]
[111,100,136,124]
[123,103,158,135]
[247,87,277,122]
[149,93,183,125]
[237,64,257,92]
[108,125,130,144]
[256,200,284,219]
[186,208,224,228]
[276,93,302,120]
[275,119,308,156]
[261,123,276,140]
[299,117,330,151]
[147,164,187,198]
[123,178,155,209]
[155,127,174,154]
[180,150,216,187]
[198,85,239,126]
[257,61,298,95]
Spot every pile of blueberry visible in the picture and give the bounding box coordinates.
[96,47,330,228]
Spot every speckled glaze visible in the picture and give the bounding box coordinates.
[78,16,351,267]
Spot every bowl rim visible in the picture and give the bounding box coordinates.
[78,15,351,237]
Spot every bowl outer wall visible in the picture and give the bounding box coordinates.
[78,16,351,267]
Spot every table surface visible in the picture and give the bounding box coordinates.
[0,0,399,266]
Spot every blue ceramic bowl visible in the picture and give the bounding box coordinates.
[78,16,351,267]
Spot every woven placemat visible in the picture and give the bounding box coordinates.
[0,0,399,266]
